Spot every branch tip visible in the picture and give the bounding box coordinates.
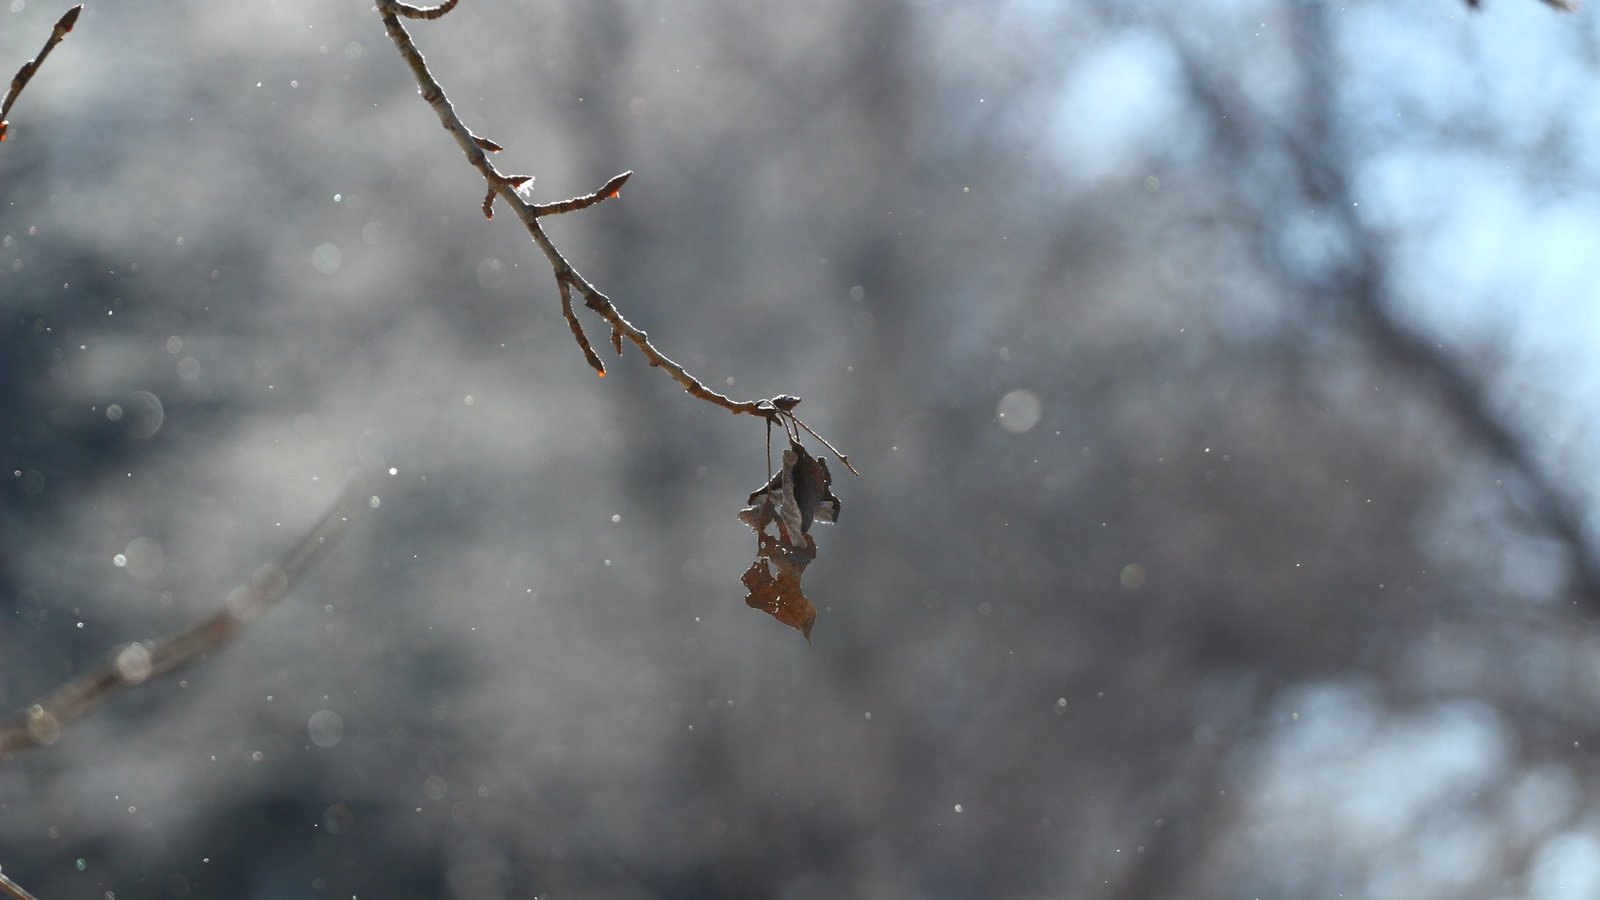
[0,2,85,143]
[533,170,634,217]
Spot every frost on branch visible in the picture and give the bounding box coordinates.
[738,439,841,642]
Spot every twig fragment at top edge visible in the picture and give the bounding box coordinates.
[0,4,84,144]
[385,0,460,20]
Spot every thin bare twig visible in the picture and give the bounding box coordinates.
[0,479,369,756]
[559,275,605,377]
[788,411,857,475]
[533,170,632,217]
[0,4,82,143]
[371,0,856,473]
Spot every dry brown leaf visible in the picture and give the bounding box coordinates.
[738,439,839,641]
[742,529,817,641]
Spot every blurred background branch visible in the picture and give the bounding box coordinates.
[0,478,368,756]
[1181,2,1600,604]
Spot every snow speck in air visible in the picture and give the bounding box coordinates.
[311,243,342,274]
[1120,563,1146,589]
[121,537,164,580]
[997,389,1042,434]
[308,710,344,748]
[477,257,507,289]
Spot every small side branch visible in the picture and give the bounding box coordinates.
[576,280,767,415]
[0,4,82,144]
[534,171,632,217]
[0,480,369,756]
[789,410,858,476]
[559,275,606,377]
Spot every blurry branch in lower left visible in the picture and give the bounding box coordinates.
[0,4,82,144]
[0,479,369,757]
[0,870,39,900]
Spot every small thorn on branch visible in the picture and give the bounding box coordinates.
[534,170,634,217]
[473,134,504,153]
[482,173,534,220]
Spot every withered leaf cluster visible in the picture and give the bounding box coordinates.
[738,439,840,641]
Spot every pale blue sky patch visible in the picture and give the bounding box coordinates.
[1049,30,1188,189]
